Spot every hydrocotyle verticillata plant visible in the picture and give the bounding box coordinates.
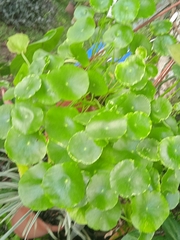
[1,0,180,239]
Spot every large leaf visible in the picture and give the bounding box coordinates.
[85,203,121,231]
[126,112,152,140]
[45,106,83,147]
[18,163,52,210]
[151,98,172,123]
[87,171,118,210]
[14,74,41,99]
[110,160,150,198]
[159,136,180,169]
[11,102,43,134]
[103,24,134,49]
[5,127,46,165]
[67,131,103,165]
[90,0,113,12]
[43,162,85,208]
[137,0,155,18]
[112,0,140,24]
[46,65,89,100]
[0,105,12,139]
[67,17,95,43]
[131,191,169,233]
[115,55,145,86]
[86,110,127,140]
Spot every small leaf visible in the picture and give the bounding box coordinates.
[43,162,85,208]
[153,35,176,56]
[151,98,172,123]
[7,33,29,54]
[130,33,152,55]
[103,24,134,49]
[85,203,121,231]
[19,163,52,210]
[88,69,108,96]
[67,17,95,43]
[150,20,172,36]
[126,112,152,140]
[11,102,43,134]
[169,44,180,65]
[14,74,41,99]
[70,43,89,67]
[5,127,46,165]
[3,87,15,101]
[45,106,83,147]
[134,80,156,100]
[67,131,103,165]
[137,138,159,161]
[110,160,150,198]
[87,171,118,210]
[165,191,179,210]
[0,105,12,139]
[137,0,155,18]
[115,55,145,86]
[159,136,180,169]
[112,0,140,24]
[90,0,113,12]
[46,65,89,101]
[86,110,127,140]
[131,191,169,233]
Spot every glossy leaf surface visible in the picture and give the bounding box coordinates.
[110,160,150,197]
[0,105,12,139]
[137,138,159,161]
[90,0,113,12]
[43,162,85,208]
[151,98,172,123]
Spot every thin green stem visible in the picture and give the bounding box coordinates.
[21,52,30,67]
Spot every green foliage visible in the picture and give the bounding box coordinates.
[0,0,58,32]
[1,0,180,239]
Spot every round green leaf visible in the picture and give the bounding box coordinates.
[137,0,155,18]
[112,0,140,24]
[150,20,172,36]
[43,162,85,208]
[19,163,52,210]
[111,92,151,115]
[14,74,41,99]
[127,112,152,140]
[110,160,150,198]
[159,136,180,169]
[7,33,29,54]
[11,102,43,134]
[151,98,172,123]
[74,6,94,19]
[131,191,169,233]
[47,140,72,164]
[149,126,174,141]
[88,69,108,96]
[0,104,12,139]
[90,0,113,12]
[130,33,152,55]
[86,110,127,140]
[87,171,118,210]
[137,138,159,161]
[85,203,121,231]
[70,43,89,67]
[68,205,89,225]
[45,106,83,147]
[33,74,60,105]
[134,80,156,100]
[161,170,179,194]
[115,55,145,86]
[103,24,134,49]
[67,131,103,165]
[153,35,176,56]
[67,17,95,43]
[5,127,46,165]
[46,65,89,100]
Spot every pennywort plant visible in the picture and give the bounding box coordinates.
[1,0,180,239]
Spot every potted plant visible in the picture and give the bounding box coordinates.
[1,0,180,239]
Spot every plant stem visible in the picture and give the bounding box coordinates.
[21,52,30,67]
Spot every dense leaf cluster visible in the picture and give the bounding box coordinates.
[0,0,57,32]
